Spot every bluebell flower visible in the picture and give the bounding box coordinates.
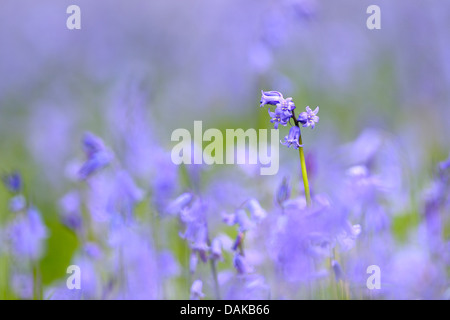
[246,199,267,222]
[281,126,302,149]
[166,192,194,215]
[59,192,83,232]
[331,260,345,282]
[190,280,205,300]
[268,107,289,129]
[298,106,319,129]
[84,242,103,260]
[276,97,296,118]
[235,209,254,232]
[191,223,209,263]
[8,206,48,261]
[78,132,113,180]
[210,237,223,261]
[275,177,291,207]
[2,171,22,193]
[9,195,26,212]
[190,252,199,274]
[233,253,254,275]
[82,132,107,158]
[260,90,283,107]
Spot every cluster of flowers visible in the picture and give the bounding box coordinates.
[260,90,319,149]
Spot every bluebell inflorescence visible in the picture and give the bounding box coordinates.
[0,1,449,302]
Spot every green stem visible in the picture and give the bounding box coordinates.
[291,110,312,206]
[298,135,311,206]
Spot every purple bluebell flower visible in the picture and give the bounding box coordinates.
[233,253,254,275]
[190,252,199,274]
[268,107,289,129]
[11,272,33,299]
[210,237,223,261]
[82,132,106,157]
[8,206,48,261]
[190,280,205,300]
[260,90,283,107]
[166,192,194,215]
[191,223,209,263]
[336,223,362,251]
[234,209,254,232]
[246,199,267,222]
[9,195,26,212]
[331,260,345,282]
[84,242,103,260]
[78,132,113,180]
[59,191,83,231]
[439,156,450,171]
[281,126,302,149]
[276,97,296,118]
[275,177,291,207]
[261,90,297,128]
[2,171,22,193]
[298,106,319,129]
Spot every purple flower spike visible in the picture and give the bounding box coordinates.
[260,90,283,107]
[281,126,302,149]
[298,106,319,129]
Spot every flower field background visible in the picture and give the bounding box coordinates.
[0,0,449,300]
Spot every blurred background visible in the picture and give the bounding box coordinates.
[0,0,449,299]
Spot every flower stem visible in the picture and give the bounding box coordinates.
[291,110,312,206]
[298,135,311,206]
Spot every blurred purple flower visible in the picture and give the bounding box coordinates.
[9,195,26,212]
[275,177,291,207]
[78,132,113,180]
[233,253,254,275]
[2,171,22,193]
[8,206,48,261]
[190,280,205,300]
[59,191,83,232]
[210,237,223,261]
[246,199,267,222]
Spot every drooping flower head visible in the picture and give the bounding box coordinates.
[190,280,205,300]
[261,90,296,129]
[298,106,319,129]
[78,132,113,180]
[2,171,22,193]
[281,126,302,149]
[260,90,283,107]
